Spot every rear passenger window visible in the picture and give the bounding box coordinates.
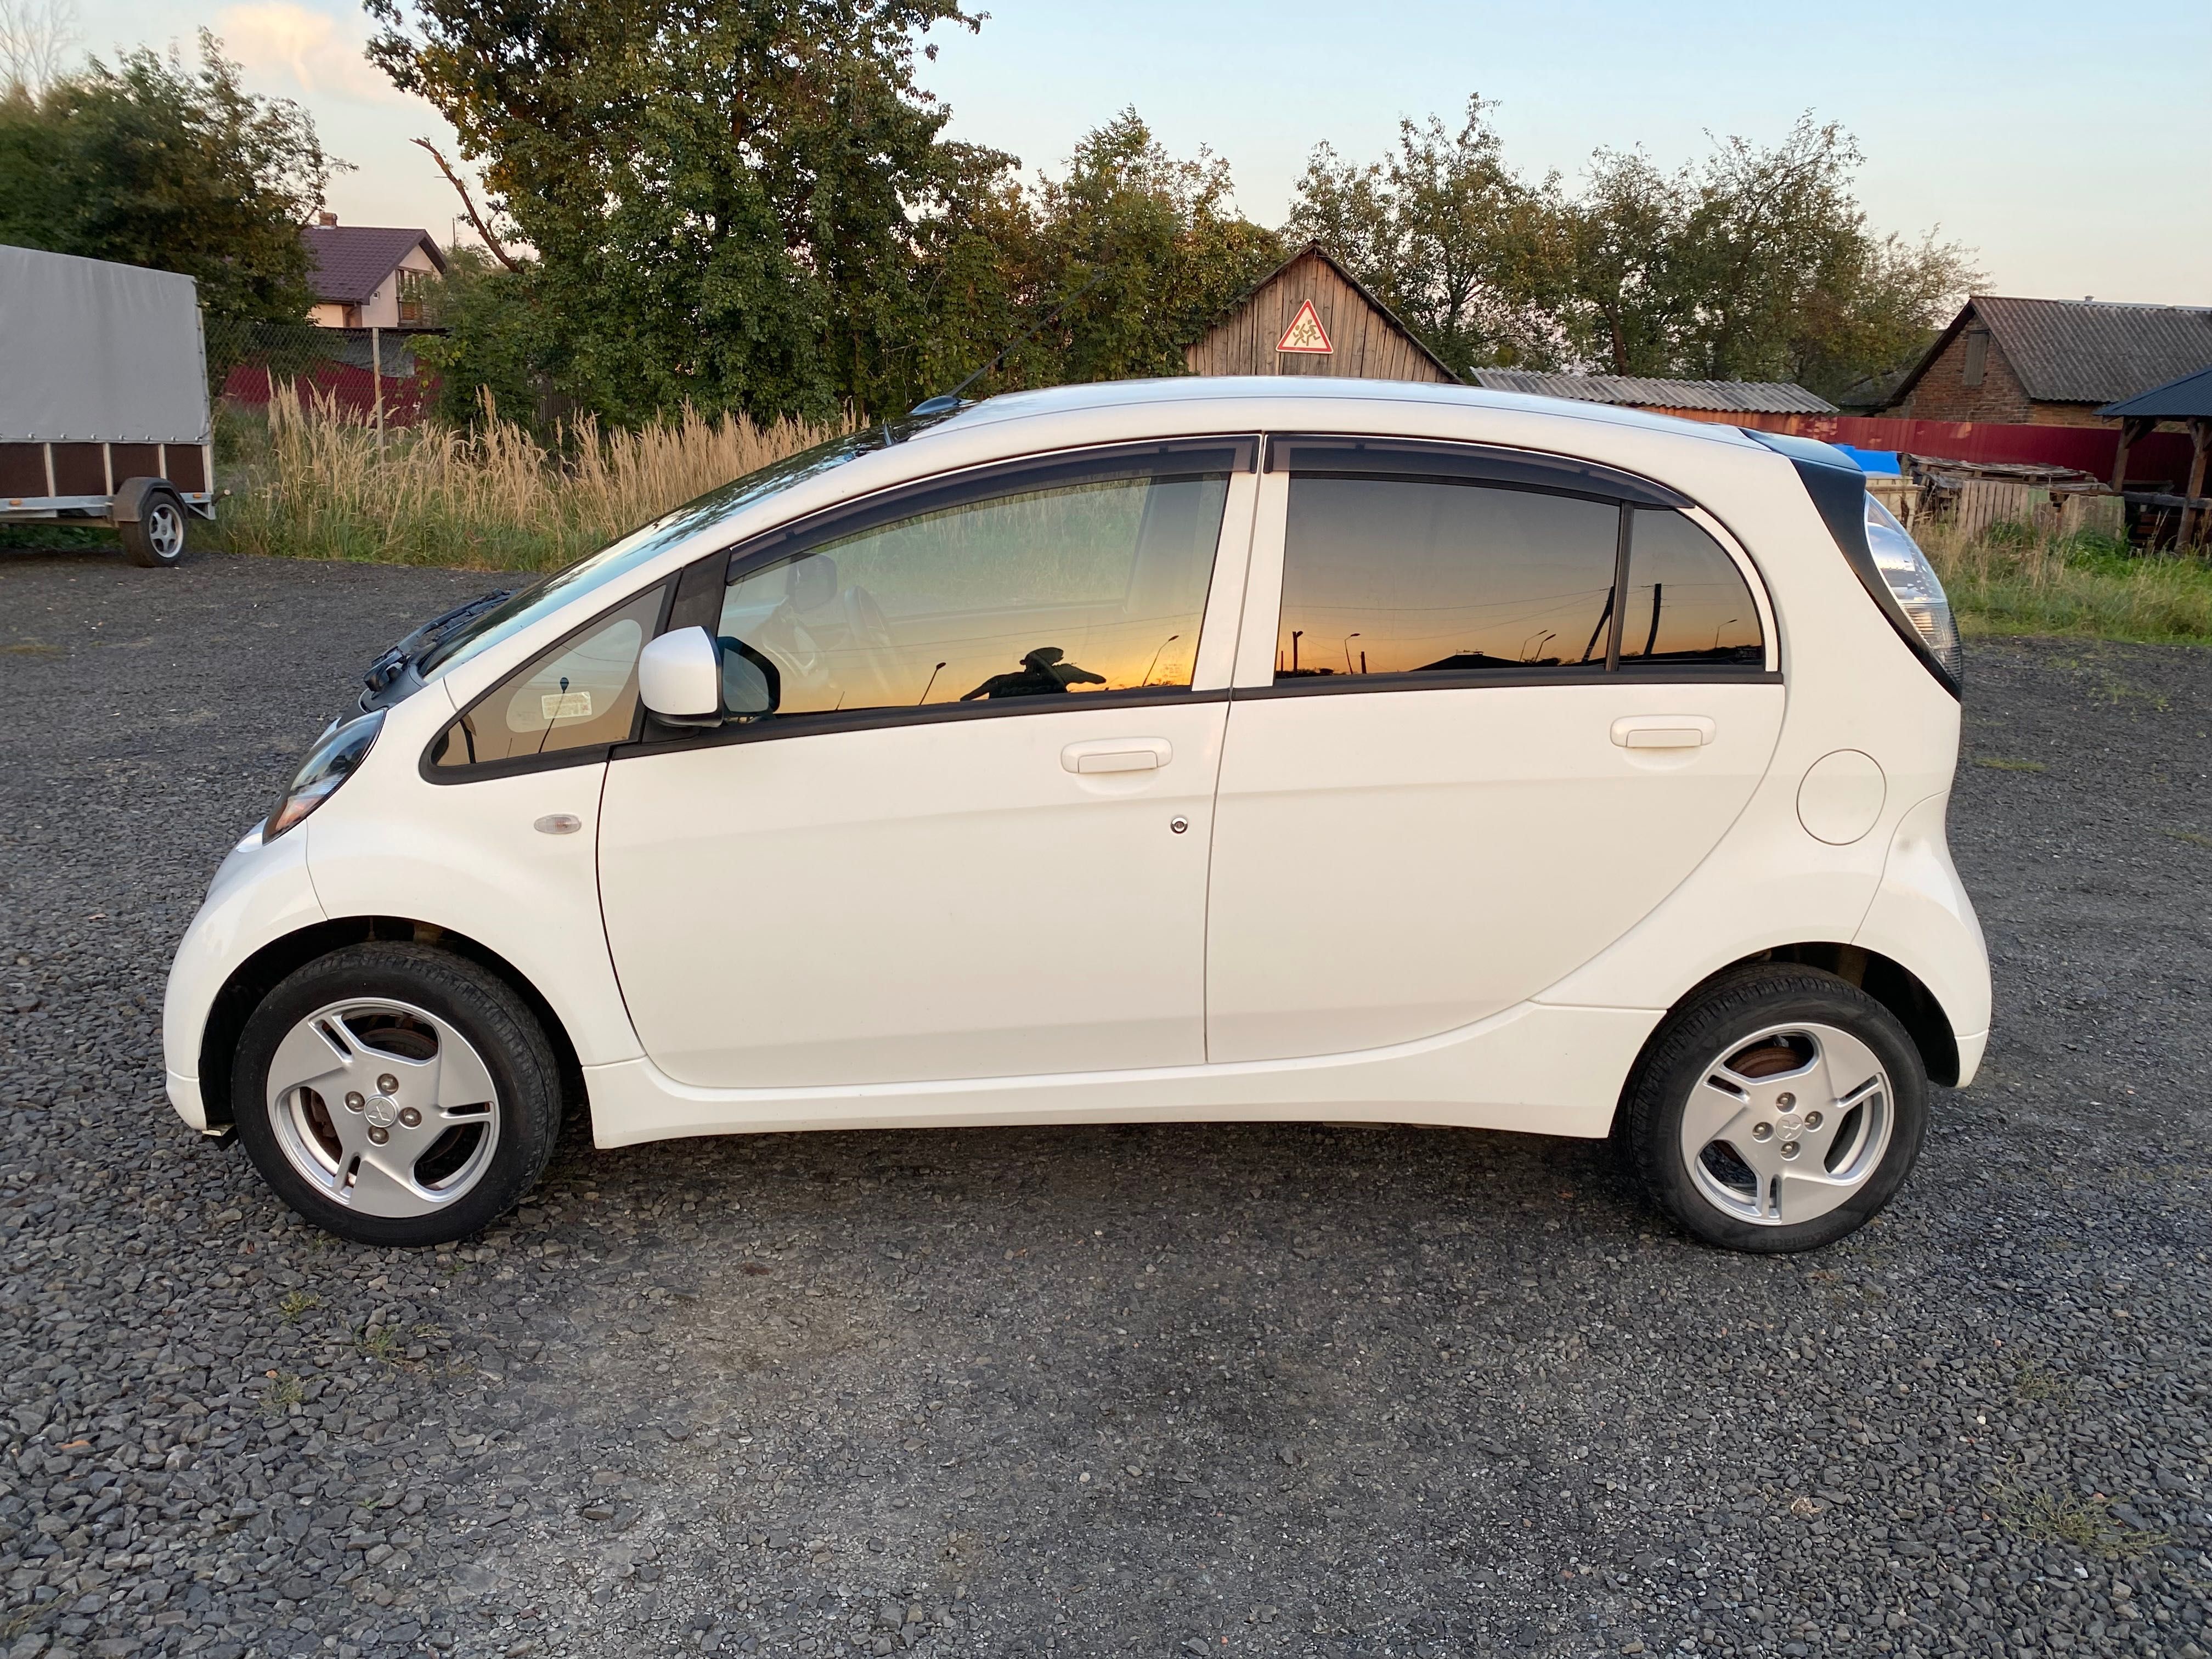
[1277,476,1621,680]
[1621,510,1764,668]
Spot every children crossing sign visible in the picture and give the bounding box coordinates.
[1275,298,1333,355]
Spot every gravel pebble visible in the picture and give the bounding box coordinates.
[2,549,2209,1659]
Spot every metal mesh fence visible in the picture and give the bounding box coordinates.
[204,316,443,426]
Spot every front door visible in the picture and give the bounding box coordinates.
[1206,448,1785,1062]
[599,441,1253,1090]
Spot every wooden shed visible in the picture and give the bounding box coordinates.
[1184,242,1457,383]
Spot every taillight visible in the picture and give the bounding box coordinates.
[1743,431,1964,698]
[1861,495,1963,689]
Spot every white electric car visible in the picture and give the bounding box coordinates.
[162,378,1989,1252]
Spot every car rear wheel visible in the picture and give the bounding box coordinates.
[120,487,188,567]
[1622,966,1929,1252]
[230,943,562,1246]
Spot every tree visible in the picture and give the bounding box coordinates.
[409,246,562,431]
[0,0,75,96]
[367,0,1002,424]
[1285,97,1555,376]
[1550,120,1979,399]
[1289,105,1979,401]
[1545,145,1694,376]
[0,31,337,319]
[985,110,1282,391]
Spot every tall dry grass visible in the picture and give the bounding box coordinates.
[1920,518,2212,646]
[214,388,848,571]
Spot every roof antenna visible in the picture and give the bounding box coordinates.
[909,269,1113,417]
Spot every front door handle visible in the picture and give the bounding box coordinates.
[1610,716,1716,750]
[1061,738,1172,774]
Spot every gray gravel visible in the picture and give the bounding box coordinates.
[2,544,2209,1659]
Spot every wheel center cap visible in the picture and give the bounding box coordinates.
[1776,1111,1803,1132]
[364,1095,399,1128]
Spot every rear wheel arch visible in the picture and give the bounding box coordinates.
[1644,943,1960,1090]
[196,917,584,1130]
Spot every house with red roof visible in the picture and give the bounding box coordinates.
[302,214,445,330]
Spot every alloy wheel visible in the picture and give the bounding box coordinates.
[145,501,184,561]
[264,998,501,1217]
[1678,1020,1893,1226]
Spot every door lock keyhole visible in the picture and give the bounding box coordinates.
[1169,816,1189,835]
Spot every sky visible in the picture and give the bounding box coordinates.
[67,0,2212,307]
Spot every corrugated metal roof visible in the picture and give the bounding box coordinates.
[1975,296,2212,404]
[302,226,445,306]
[2100,363,2212,421]
[1891,296,2212,409]
[1467,370,1836,414]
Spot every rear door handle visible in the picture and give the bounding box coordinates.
[1610,716,1716,749]
[1061,738,1172,774]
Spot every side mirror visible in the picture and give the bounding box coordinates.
[639,626,782,728]
[638,627,723,727]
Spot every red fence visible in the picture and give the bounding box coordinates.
[223,363,437,426]
[1685,410,2196,489]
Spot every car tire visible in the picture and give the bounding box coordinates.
[119,487,188,567]
[1621,965,1929,1254]
[230,943,563,1246]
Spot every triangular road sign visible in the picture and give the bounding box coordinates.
[1276,298,1333,355]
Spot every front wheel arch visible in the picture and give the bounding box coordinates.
[197,917,585,1131]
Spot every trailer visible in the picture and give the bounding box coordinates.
[0,244,215,567]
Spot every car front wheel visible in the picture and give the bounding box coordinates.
[230,943,563,1246]
[1622,966,1929,1252]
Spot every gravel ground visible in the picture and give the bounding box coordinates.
[2,545,2209,1659]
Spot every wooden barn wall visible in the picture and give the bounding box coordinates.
[1184,255,1452,383]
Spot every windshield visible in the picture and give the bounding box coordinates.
[414,427,889,680]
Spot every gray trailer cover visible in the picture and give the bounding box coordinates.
[0,245,210,443]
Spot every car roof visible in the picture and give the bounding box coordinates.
[924,375,1771,452]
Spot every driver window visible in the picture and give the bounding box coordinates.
[715,468,1229,718]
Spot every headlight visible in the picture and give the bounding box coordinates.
[1863,495,1963,689]
[266,709,384,840]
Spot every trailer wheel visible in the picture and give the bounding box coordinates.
[120,486,188,567]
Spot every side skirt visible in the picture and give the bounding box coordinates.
[581,1001,1663,1148]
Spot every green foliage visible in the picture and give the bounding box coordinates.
[1290,107,1979,402]
[979,110,1283,393]
[1925,524,2212,646]
[1287,97,1553,375]
[359,0,1283,423]
[411,247,560,433]
[366,0,995,424]
[0,31,338,320]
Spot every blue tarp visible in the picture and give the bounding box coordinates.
[1834,446,1902,475]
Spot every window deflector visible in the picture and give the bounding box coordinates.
[1237,444,1781,689]
[667,439,1254,736]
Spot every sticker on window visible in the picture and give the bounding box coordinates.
[541,690,594,721]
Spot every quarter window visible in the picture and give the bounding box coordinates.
[429,586,664,769]
[1619,510,1764,668]
[715,469,1229,718]
[1276,476,1622,680]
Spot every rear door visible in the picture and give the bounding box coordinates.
[1205,436,1785,1063]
